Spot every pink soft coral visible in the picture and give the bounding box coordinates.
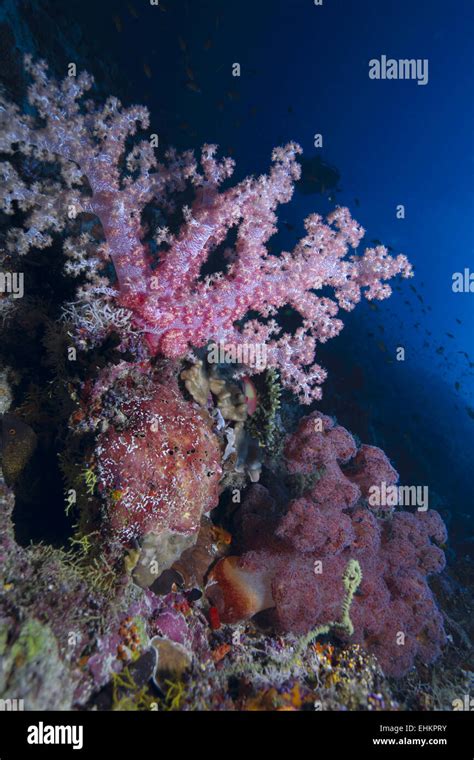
[0,58,412,402]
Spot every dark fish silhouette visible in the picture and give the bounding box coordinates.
[1,413,37,486]
[296,155,340,196]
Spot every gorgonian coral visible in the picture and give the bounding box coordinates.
[207,413,447,677]
[0,57,412,402]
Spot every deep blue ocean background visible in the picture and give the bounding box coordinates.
[1,0,473,557]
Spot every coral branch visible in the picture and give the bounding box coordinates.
[1,58,412,401]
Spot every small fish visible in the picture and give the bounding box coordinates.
[354,197,360,207]
[186,81,201,93]
[241,375,258,415]
[112,15,122,33]
[178,35,187,52]
[446,332,454,339]
[455,381,461,392]
[143,63,152,79]
[204,38,213,50]
[185,65,195,80]
[1,413,37,486]
[127,3,139,18]
[466,406,474,421]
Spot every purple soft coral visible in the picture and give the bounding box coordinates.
[208,412,447,677]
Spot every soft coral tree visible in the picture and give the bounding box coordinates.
[1,58,412,402]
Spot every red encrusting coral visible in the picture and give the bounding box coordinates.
[208,412,447,677]
[94,365,222,544]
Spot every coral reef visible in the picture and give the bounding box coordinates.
[0,55,463,712]
[207,412,448,677]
